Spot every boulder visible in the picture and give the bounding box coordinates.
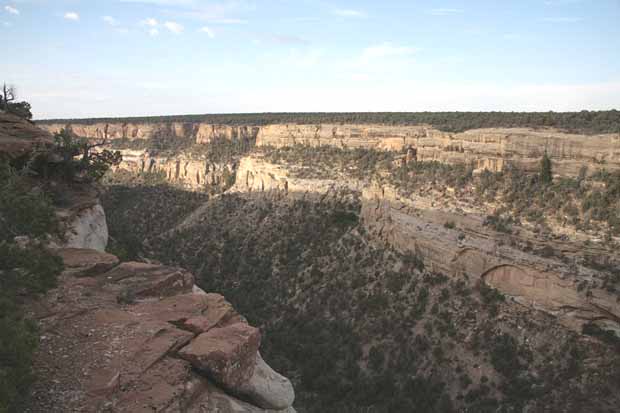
[63,203,109,252]
[178,323,261,390]
[55,248,119,277]
[188,379,297,413]
[237,352,295,410]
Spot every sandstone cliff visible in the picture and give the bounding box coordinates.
[111,149,235,191]
[39,120,620,177]
[41,121,259,145]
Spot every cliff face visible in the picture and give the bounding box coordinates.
[40,120,620,177]
[360,186,620,333]
[41,122,259,145]
[113,149,235,191]
[255,124,620,176]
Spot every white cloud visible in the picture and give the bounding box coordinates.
[164,21,184,34]
[199,26,215,38]
[351,73,370,82]
[2,21,11,27]
[541,17,582,23]
[333,9,367,18]
[103,16,119,26]
[4,5,19,15]
[148,27,159,36]
[361,43,418,63]
[141,17,158,27]
[64,12,80,21]
[429,8,463,16]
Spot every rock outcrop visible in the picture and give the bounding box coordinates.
[39,120,620,177]
[27,248,296,412]
[113,149,235,190]
[360,186,620,333]
[0,111,53,159]
[40,122,259,145]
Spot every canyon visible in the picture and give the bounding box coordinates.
[40,121,620,188]
[39,118,620,335]
[4,114,618,411]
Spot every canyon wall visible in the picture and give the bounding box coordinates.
[39,121,620,177]
[360,187,620,333]
[41,121,259,145]
[113,149,234,190]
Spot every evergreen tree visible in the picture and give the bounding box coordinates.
[540,151,553,184]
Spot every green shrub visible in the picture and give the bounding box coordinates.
[0,163,58,242]
[0,243,63,412]
[31,129,122,182]
[0,163,63,412]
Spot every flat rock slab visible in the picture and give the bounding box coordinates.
[131,293,210,323]
[179,323,261,390]
[102,261,195,301]
[115,357,192,413]
[55,248,119,277]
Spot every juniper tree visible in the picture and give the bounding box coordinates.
[540,151,553,184]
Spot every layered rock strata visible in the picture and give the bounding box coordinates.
[39,121,620,177]
[360,186,620,333]
[1,112,53,159]
[113,149,235,190]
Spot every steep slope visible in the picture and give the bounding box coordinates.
[102,182,620,412]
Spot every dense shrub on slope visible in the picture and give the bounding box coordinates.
[102,183,208,260]
[102,186,620,412]
[0,163,63,413]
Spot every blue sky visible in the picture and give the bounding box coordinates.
[2,0,619,119]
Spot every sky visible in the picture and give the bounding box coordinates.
[1,0,619,119]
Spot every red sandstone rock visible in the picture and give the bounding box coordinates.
[102,261,195,300]
[178,323,261,390]
[0,112,52,159]
[55,248,120,277]
[180,293,246,334]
